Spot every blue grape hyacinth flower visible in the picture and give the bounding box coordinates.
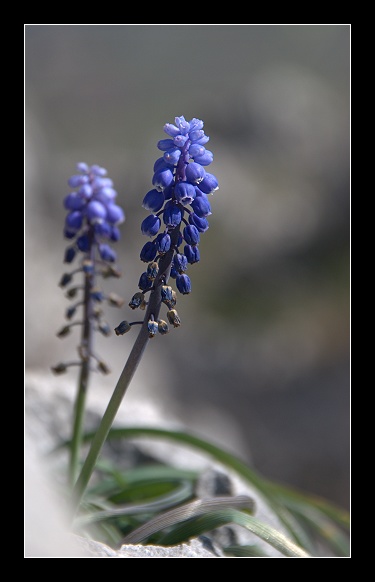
[141,115,218,282]
[63,163,125,262]
[116,116,218,339]
[53,163,125,375]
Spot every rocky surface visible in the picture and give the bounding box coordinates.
[73,536,223,558]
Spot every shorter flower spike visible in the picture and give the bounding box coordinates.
[54,162,125,381]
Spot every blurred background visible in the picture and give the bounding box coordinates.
[25,25,350,511]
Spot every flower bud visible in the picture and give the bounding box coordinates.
[147,261,159,280]
[107,293,125,307]
[114,321,132,335]
[148,318,159,338]
[157,319,169,335]
[176,273,192,294]
[98,321,111,337]
[51,363,68,375]
[97,361,110,374]
[167,309,181,328]
[129,292,145,309]
[59,273,73,287]
[56,325,71,338]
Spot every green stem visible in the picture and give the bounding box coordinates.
[71,228,179,515]
[69,363,89,487]
[68,232,95,487]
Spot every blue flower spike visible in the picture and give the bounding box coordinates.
[53,163,125,375]
[119,116,218,337]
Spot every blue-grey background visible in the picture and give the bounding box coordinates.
[25,25,350,510]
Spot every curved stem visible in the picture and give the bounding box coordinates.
[71,227,180,515]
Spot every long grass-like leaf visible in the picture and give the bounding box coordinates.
[75,480,194,527]
[281,503,350,557]
[266,481,350,529]
[123,501,309,557]
[122,495,254,544]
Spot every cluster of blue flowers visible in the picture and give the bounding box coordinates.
[114,116,218,338]
[139,116,218,298]
[63,163,125,264]
[53,163,125,374]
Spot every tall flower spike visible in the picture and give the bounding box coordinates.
[119,116,219,336]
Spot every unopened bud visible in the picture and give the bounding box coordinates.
[147,318,159,338]
[51,363,67,375]
[64,247,76,264]
[101,265,121,278]
[107,293,125,308]
[82,259,95,274]
[157,319,169,335]
[98,321,111,337]
[129,292,145,310]
[91,288,104,302]
[59,273,73,288]
[66,305,77,320]
[114,320,132,336]
[97,361,110,374]
[147,261,159,280]
[56,325,71,338]
[66,287,79,299]
[78,345,90,361]
[167,309,181,328]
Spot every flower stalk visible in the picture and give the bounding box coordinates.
[52,163,125,488]
[72,116,219,513]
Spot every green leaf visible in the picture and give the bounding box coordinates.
[266,481,350,529]
[123,499,309,557]
[122,495,254,543]
[74,480,195,527]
